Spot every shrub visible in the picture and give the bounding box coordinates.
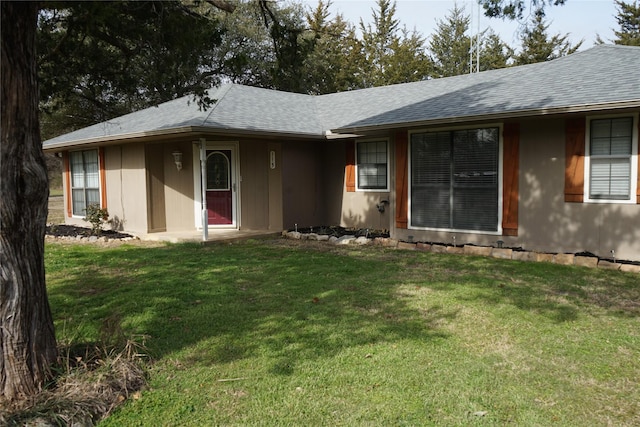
[84,204,109,235]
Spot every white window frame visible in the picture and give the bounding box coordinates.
[69,149,102,218]
[408,123,504,235]
[355,139,389,191]
[584,113,638,204]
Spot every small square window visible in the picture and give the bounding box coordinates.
[356,141,388,190]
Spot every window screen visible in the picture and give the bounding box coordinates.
[411,128,499,232]
[357,141,388,190]
[70,150,100,216]
[589,117,633,200]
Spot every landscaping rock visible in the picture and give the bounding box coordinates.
[491,248,513,259]
[464,245,492,257]
[355,236,371,245]
[554,253,575,265]
[335,235,356,245]
[574,256,598,268]
[620,264,640,274]
[397,241,416,250]
[430,245,448,254]
[446,246,464,255]
[535,253,554,263]
[512,251,537,262]
[597,260,621,270]
[416,243,431,251]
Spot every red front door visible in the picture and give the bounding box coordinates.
[206,150,233,225]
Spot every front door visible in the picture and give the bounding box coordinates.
[206,150,233,225]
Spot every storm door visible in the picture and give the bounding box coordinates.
[206,150,233,225]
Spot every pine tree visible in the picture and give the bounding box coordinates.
[612,0,640,46]
[360,0,430,87]
[428,5,472,77]
[514,9,582,65]
[479,31,514,71]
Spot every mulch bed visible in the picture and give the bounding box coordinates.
[46,224,133,240]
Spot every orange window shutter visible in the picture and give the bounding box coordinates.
[345,140,356,192]
[63,151,72,217]
[99,147,107,208]
[395,131,408,229]
[564,117,586,203]
[502,123,519,237]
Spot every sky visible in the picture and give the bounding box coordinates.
[301,0,620,50]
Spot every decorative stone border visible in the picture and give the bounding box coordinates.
[282,231,640,274]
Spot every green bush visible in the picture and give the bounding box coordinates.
[83,204,109,235]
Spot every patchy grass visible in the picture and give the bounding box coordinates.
[41,239,640,426]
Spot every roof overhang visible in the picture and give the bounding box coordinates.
[42,125,326,152]
[330,100,640,135]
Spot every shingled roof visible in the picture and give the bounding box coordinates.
[43,45,640,149]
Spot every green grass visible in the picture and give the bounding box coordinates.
[45,240,640,426]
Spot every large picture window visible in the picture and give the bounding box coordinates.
[410,127,499,232]
[70,149,100,216]
[356,140,388,190]
[588,117,633,200]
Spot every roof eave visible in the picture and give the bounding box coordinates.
[330,100,640,135]
[42,126,325,152]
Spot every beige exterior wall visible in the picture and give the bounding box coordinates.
[239,140,270,230]
[391,116,640,262]
[63,143,148,234]
[117,143,149,233]
[317,140,392,232]
[517,117,639,262]
[160,141,195,231]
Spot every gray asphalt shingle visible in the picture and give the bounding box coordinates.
[43,45,640,148]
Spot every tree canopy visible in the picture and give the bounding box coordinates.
[38,1,224,139]
[513,8,581,65]
[479,0,567,19]
[603,0,640,46]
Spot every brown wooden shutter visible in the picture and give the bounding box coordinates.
[345,140,355,192]
[564,117,586,203]
[62,151,72,217]
[395,130,408,229]
[502,123,519,236]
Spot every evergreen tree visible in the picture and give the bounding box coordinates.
[606,0,640,46]
[479,0,567,20]
[479,31,514,71]
[428,5,472,77]
[514,9,581,65]
[302,1,366,94]
[360,0,430,87]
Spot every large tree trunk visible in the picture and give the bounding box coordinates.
[1,2,58,400]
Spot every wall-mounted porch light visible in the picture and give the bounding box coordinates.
[172,150,183,171]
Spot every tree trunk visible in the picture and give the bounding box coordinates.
[1,2,58,400]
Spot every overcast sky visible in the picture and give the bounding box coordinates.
[302,0,620,50]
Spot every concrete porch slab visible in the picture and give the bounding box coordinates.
[133,229,281,244]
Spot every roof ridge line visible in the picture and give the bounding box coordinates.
[201,83,234,126]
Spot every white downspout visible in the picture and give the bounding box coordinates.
[200,138,208,242]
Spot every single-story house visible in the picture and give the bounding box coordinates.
[43,45,640,261]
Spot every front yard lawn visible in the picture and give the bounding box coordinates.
[45,239,640,426]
